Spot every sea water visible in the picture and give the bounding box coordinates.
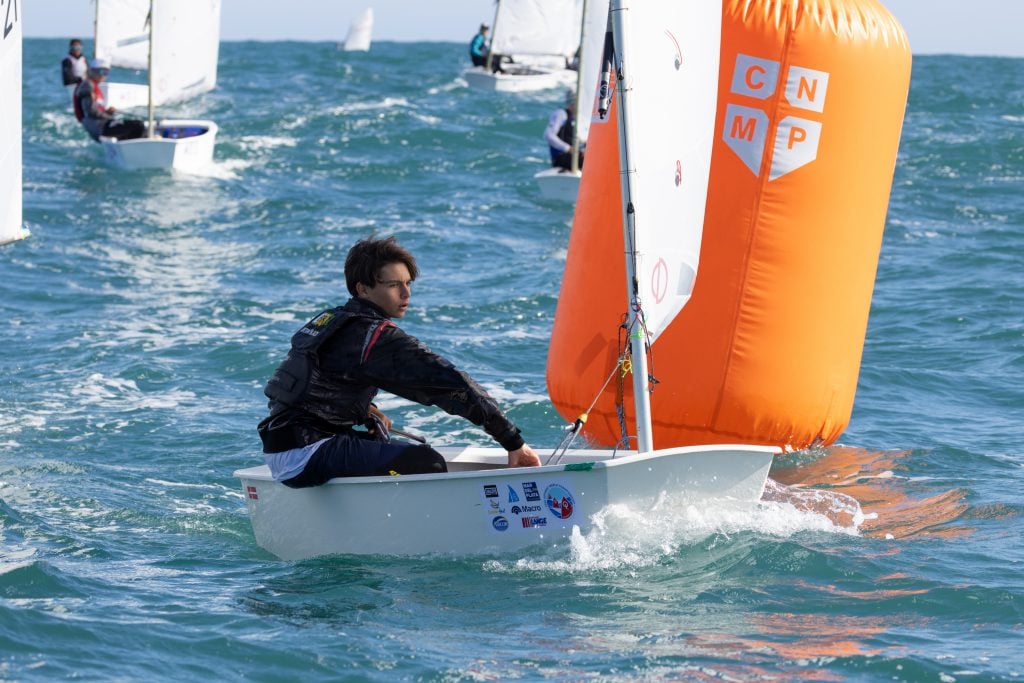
[1,40,1022,680]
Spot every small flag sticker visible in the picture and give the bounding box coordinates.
[246,486,258,500]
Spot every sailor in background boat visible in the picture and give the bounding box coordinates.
[73,58,146,143]
[61,39,87,88]
[469,23,507,73]
[469,24,490,67]
[544,88,584,171]
[257,236,542,488]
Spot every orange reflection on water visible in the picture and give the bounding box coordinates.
[746,612,892,659]
[768,446,971,540]
[676,612,899,680]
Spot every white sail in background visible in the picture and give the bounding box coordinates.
[150,0,221,105]
[1,1,27,245]
[95,0,151,70]
[491,0,583,59]
[575,0,609,145]
[621,0,722,343]
[344,8,374,52]
[96,0,220,106]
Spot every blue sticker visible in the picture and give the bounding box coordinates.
[544,484,575,520]
[492,516,509,532]
[522,482,540,501]
[507,485,520,503]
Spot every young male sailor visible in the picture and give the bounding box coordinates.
[544,88,583,171]
[73,58,146,142]
[258,236,542,487]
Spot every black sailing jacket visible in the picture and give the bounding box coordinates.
[258,297,524,454]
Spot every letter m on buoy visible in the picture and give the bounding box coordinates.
[724,55,829,181]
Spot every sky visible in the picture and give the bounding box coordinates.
[21,0,1024,58]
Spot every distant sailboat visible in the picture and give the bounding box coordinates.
[533,0,608,201]
[234,0,775,561]
[94,0,221,110]
[343,8,374,52]
[99,0,219,172]
[1,2,29,246]
[464,0,582,92]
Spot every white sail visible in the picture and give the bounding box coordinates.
[575,0,609,145]
[618,0,722,343]
[150,0,221,105]
[96,0,220,106]
[343,8,374,52]
[491,0,583,59]
[95,0,151,70]
[1,1,27,245]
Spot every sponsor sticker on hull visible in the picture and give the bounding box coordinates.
[480,480,579,533]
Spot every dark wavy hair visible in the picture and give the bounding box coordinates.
[344,236,419,297]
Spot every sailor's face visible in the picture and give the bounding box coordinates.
[359,262,412,318]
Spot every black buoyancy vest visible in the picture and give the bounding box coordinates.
[557,108,574,147]
[263,307,393,431]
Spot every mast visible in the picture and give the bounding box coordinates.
[484,0,501,73]
[146,0,155,138]
[569,0,587,174]
[610,0,654,453]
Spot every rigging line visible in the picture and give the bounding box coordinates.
[545,358,625,465]
[546,335,636,466]
[622,296,658,393]
[615,317,630,446]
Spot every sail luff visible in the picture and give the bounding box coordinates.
[574,0,610,151]
[0,1,27,245]
[569,0,587,174]
[485,0,501,72]
[146,0,155,138]
[610,1,654,454]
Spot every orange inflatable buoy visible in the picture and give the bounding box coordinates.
[547,0,911,450]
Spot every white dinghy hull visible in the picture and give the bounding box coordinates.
[534,167,582,202]
[464,66,575,93]
[235,444,775,560]
[100,119,218,172]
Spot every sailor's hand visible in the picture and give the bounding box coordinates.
[508,444,541,468]
[107,106,116,114]
[368,404,392,430]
